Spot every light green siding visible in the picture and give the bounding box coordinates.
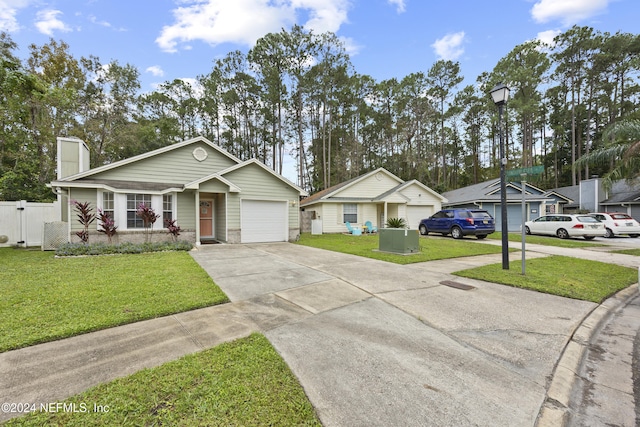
[177,191,196,229]
[224,163,299,229]
[200,180,229,193]
[59,138,90,179]
[68,188,97,232]
[90,142,237,184]
[214,193,226,241]
[227,193,241,229]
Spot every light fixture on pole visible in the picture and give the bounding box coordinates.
[489,82,511,270]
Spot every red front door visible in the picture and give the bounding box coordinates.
[199,200,213,237]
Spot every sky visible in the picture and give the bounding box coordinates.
[1,0,638,181]
[3,0,638,91]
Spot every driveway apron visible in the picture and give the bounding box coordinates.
[192,243,596,427]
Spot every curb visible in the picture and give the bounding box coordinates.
[535,284,639,426]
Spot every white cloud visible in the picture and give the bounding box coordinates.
[387,0,406,13]
[156,0,351,53]
[340,36,361,57]
[536,29,561,47]
[0,0,31,32]
[431,31,466,61]
[35,9,71,36]
[292,0,350,34]
[531,0,610,26]
[88,14,111,28]
[146,65,164,77]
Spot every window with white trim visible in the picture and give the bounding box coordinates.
[343,203,357,223]
[102,191,114,218]
[127,194,152,229]
[163,195,173,226]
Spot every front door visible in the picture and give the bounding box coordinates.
[199,200,213,237]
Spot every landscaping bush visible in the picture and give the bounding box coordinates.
[56,240,193,257]
[385,217,407,228]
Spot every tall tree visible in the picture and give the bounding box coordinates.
[575,119,640,189]
[493,40,550,168]
[281,25,320,189]
[427,60,463,187]
[248,31,288,173]
[552,26,598,185]
[78,57,141,165]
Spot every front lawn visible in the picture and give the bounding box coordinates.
[453,255,637,303]
[0,248,228,352]
[297,233,504,264]
[487,232,606,248]
[5,333,321,427]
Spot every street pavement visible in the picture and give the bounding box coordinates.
[0,237,638,426]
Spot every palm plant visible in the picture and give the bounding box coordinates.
[385,217,407,228]
[575,119,640,190]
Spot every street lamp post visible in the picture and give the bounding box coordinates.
[490,82,511,270]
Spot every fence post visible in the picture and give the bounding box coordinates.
[16,200,27,246]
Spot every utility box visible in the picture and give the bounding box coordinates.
[379,228,420,254]
[311,219,323,235]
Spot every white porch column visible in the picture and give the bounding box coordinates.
[383,201,388,228]
[195,191,201,245]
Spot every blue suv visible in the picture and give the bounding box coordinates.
[419,209,495,239]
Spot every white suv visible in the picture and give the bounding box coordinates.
[589,213,640,238]
[524,214,606,240]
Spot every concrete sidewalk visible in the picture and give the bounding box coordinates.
[1,241,638,425]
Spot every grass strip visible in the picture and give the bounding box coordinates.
[487,232,606,248]
[297,233,503,264]
[0,248,228,352]
[453,255,637,303]
[613,248,640,256]
[5,333,321,427]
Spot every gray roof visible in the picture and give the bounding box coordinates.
[601,180,640,204]
[545,185,578,207]
[442,178,552,206]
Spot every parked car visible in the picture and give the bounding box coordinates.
[523,214,606,240]
[419,209,495,239]
[588,212,640,238]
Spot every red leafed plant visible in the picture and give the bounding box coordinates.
[136,203,160,242]
[73,201,96,244]
[97,209,118,244]
[164,218,181,242]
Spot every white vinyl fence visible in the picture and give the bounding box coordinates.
[0,200,61,248]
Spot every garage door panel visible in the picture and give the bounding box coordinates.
[241,200,287,243]
[406,206,434,230]
[494,204,523,232]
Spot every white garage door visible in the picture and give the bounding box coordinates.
[241,200,288,243]
[406,205,434,230]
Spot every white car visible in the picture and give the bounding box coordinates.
[524,214,606,240]
[589,212,640,238]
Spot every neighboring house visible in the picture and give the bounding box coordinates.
[442,178,554,232]
[49,136,307,245]
[600,180,640,218]
[542,186,578,213]
[550,177,640,219]
[300,168,446,233]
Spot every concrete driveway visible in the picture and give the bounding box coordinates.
[191,243,596,427]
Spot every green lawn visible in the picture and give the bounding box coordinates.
[0,248,228,352]
[487,232,606,248]
[613,248,640,256]
[297,233,504,264]
[454,255,637,303]
[5,333,321,427]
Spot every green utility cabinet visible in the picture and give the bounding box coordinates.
[378,228,420,254]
